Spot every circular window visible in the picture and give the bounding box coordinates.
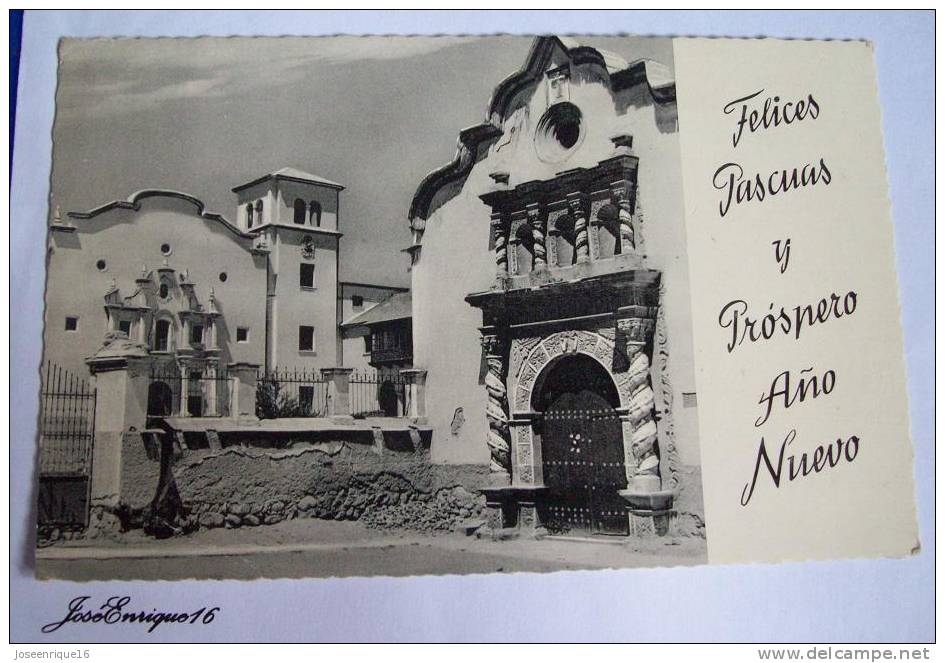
[96,259,107,272]
[219,272,228,283]
[158,283,170,300]
[535,102,585,163]
[160,243,172,256]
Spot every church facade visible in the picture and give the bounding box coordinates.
[44,168,378,389]
[407,37,703,535]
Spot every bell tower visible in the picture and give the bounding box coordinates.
[231,167,344,372]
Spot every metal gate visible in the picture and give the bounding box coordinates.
[37,361,96,527]
[540,389,628,536]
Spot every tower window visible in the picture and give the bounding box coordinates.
[294,198,306,224]
[160,243,172,256]
[64,316,78,331]
[352,295,364,308]
[96,259,107,272]
[300,263,315,288]
[255,200,264,223]
[298,325,315,352]
[246,203,254,228]
[159,282,170,300]
[309,201,321,227]
[236,326,249,343]
[154,319,172,352]
[191,324,204,345]
[219,272,228,283]
[118,319,132,336]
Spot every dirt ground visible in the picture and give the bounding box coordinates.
[36,518,707,581]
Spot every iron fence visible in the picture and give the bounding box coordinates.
[148,364,231,419]
[256,367,328,418]
[349,370,407,418]
[38,361,96,476]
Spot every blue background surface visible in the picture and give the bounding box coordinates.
[10,10,934,643]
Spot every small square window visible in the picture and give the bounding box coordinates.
[118,319,132,336]
[351,295,364,308]
[191,324,204,345]
[300,263,315,289]
[298,325,315,352]
[236,327,249,343]
[64,316,78,331]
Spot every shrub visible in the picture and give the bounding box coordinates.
[255,379,323,419]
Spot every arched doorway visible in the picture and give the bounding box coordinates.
[147,381,174,424]
[537,354,628,536]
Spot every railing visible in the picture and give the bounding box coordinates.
[256,368,328,418]
[370,346,413,365]
[349,370,408,418]
[149,364,231,419]
[38,361,96,476]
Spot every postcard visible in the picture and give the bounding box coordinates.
[32,34,917,580]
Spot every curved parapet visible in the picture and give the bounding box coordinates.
[66,189,248,238]
[407,36,677,232]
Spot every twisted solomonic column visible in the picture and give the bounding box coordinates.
[622,330,660,490]
[525,203,546,270]
[566,192,590,263]
[611,183,635,254]
[490,211,508,277]
[482,334,512,484]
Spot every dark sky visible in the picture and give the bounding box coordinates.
[50,35,673,288]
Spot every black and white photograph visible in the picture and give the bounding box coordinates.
[11,9,932,648]
[34,34,707,580]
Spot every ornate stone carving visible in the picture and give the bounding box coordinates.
[516,330,624,411]
[525,203,546,270]
[624,347,660,486]
[597,325,616,341]
[566,193,589,263]
[517,442,531,465]
[518,465,534,484]
[577,332,598,356]
[515,386,530,411]
[509,217,530,275]
[589,194,610,260]
[516,425,531,448]
[518,362,539,395]
[301,236,316,260]
[633,188,648,257]
[519,503,537,529]
[490,211,508,276]
[546,206,571,268]
[654,280,680,489]
[611,181,635,253]
[617,316,655,346]
[482,334,512,483]
[509,336,541,385]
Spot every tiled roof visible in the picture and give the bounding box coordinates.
[341,291,411,328]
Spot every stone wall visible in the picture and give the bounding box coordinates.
[171,442,490,533]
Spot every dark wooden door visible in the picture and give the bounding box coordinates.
[541,388,628,535]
